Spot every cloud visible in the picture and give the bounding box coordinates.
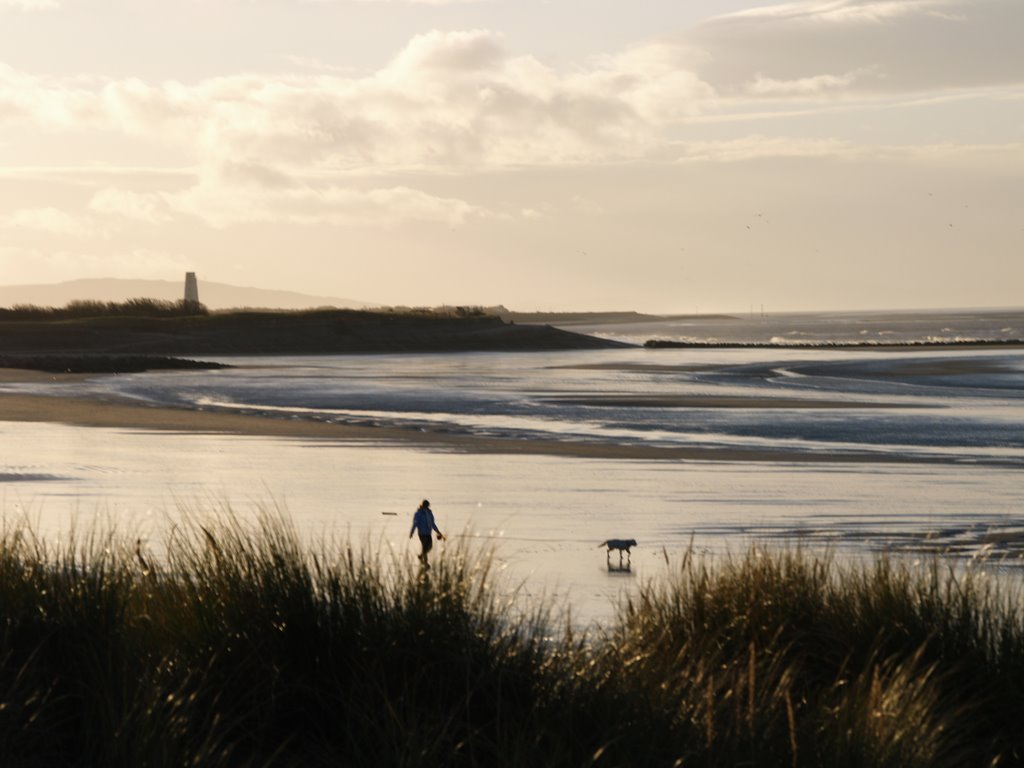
[0,30,716,174]
[0,207,103,238]
[672,136,858,163]
[571,43,716,124]
[0,29,715,230]
[89,188,172,224]
[747,70,865,96]
[669,137,1024,167]
[384,28,505,75]
[42,175,492,231]
[161,179,490,228]
[0,64,101,125]
[686,0,1024,97]
[1,4,1014,175]
[722,0,957,24]
[0,0,59,11]
[0,7,1018,232]
[327,0,485,4]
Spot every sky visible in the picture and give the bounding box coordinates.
[0,0,1021,313]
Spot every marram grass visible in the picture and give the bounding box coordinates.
[1,512,1022,767]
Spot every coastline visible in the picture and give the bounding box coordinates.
[643,339,1024,351]
[0,367,1008,466]
[0,308,630,356]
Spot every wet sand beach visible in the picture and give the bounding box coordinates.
[0,367,997,465]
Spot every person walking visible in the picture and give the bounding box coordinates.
[410,499,444,568]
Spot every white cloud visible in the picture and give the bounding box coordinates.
[0,207,103,238]
[0,30,719,229]
[0,30,716,174]
[0,64,101,125]
[90,188,172,224]
[0,0,59,11]
[383,29,505,75]
[572,43,716,124]
[0,4,1014,177]
[0,10,1019,234]
[163,180,490,228]
[748,70,865,96]
[332,0,485,4]
[722,0,956,24]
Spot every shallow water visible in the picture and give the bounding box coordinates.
[2,311,1022,625]
[7,345,1021,465]
[2,420,1021,626]
[570,307,1024,346]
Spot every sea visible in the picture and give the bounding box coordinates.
[2,308,1022,625]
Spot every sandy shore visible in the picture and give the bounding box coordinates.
[0,367,988,466]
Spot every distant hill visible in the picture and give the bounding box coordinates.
[0,278,369,311]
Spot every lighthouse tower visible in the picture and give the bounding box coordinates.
[184,272,199,307]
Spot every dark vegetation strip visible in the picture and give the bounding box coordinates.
[0,298,209,320]
[0,300,626,355]
[0,354,229,374]
[1,514,1022,767]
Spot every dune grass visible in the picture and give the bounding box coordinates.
[1,513,1022,767]
[0,298,208,321]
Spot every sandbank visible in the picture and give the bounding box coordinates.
[555,357,1018,377]
[541,394,924,409]
[0,367,988,466]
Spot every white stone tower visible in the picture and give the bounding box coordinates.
[184,272,199,306]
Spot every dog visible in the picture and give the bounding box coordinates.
[598,538,637,569]
[598,538,637,552]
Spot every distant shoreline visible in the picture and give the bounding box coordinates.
[500,310,739,325]
[644,338,1024,350]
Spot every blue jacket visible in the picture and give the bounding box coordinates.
[411,506,440,537]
